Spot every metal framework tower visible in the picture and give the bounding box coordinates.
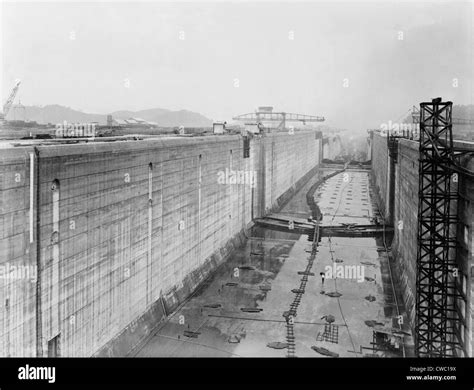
[415,98,461,357]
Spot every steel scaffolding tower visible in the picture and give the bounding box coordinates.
[415,98,461,357]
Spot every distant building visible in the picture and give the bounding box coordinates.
[113,119,127,126]
[213,122,226,134]
[130,117,147,124]
[107,115,158,128]
[244,123,262,134]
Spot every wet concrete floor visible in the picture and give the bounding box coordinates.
[134,168,410,357]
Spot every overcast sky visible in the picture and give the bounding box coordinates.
[1,1,472,131]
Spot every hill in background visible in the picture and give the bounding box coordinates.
[6,105,213,127]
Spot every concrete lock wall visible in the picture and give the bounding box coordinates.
[322,135,342,161]
[392,139,421,329]
[0,148,37,357]
[0,131,321,357]
[370,133,390,220]
[457,155,474,357]
[371,133,474,356]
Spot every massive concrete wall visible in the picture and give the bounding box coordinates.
[392,139,420,328]
[263,132,320,212]
[322,135,343,161]
[0,131,321,357]
[0,148,37,357]
[370,133,390,220]
[457,154,474,357]
[371,133,474,356]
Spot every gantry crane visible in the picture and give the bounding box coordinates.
[1,80,21,121]
[232,107,325,131]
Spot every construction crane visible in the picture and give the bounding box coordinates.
[232,107,324,131]
[1,80,21,121]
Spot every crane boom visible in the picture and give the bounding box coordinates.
[2,80,21,118]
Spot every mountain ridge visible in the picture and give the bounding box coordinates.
[6,104,213,127]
